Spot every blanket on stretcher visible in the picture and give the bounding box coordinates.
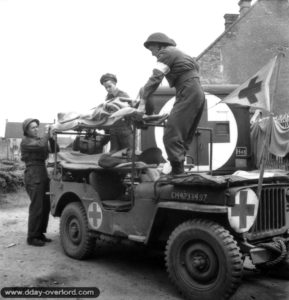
[52,97,138,131]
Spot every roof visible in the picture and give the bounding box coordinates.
[5,122,51,138]
[197,2,257,60]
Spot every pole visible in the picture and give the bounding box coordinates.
[257,113,273,200]
[257,52,284,200]
[53,132,58,176]
[130,123,136,206]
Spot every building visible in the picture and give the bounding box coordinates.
[2,121,53,161]
[197,0,289,115]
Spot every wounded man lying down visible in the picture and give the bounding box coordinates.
[52,97,140,132]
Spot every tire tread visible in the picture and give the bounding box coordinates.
[165,219,243,300]
[60,202,95,260]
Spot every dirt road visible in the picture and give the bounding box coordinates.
[0,190,289,300]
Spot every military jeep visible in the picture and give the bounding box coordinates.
[49,113,289,300]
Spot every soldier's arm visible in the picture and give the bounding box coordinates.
[118,90,130,99]
[20,134,49,152]
[141,49,171,101]
[141,69,165,101]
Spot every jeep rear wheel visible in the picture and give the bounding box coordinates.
[60,202,95,259]
[165,219,243,300]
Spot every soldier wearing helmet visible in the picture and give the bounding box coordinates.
[100,73,133,153]
[21,119,58,246]
[139,32,205,175]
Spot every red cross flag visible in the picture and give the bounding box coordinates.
[222,56,277,112]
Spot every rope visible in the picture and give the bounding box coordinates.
[258,239,289,268]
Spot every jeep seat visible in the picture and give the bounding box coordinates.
[101,200,131,211]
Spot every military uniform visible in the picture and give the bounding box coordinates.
[105,89,133,152]
[142,33,205,174]
[21,123,57,244]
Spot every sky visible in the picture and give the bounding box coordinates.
[0,0,244,137]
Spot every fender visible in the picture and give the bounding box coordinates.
[144,201,228,245]
[49,179,101,217]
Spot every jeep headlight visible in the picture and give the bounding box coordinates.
[228,188,259,233]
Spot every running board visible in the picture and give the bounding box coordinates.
[128,235,146,243]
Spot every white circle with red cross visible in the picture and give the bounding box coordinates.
[154,93,238,171]
[87,202,103,230]
[228,188,259,233]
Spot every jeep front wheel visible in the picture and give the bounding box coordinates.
[60,202,95,259]
[165,219,243,300]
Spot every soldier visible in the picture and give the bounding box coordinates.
[21,119,58,246]
[139,32,205,175]
[100,73,133,153]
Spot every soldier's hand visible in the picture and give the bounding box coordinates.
[137,99,146,113]
[46,125,56,138]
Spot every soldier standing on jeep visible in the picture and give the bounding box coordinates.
[138,32,205,176]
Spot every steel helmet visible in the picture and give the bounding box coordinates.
[100,73,117,85]
[144,32,176,49]
[22,118,39,136]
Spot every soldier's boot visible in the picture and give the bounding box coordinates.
[27,237,45,247]
[171,161,185,176]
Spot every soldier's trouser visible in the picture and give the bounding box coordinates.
[24,166,50,239]
[110,130,134,153]
[163,77,205,163]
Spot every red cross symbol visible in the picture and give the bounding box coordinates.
[238,76,262,104]
[88,203,102,228]
[231,190,255,229]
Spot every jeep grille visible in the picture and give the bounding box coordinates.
[247,187,287,240]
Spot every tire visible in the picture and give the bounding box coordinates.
[165,219,243,300]
[60,202,95,259]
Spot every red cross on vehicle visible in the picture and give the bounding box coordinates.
[88,203,102,228]
[231,190,255,229]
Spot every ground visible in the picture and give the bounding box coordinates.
[0,190,289,300]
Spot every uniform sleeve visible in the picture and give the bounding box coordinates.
[20,134,49,152]
[118,90,130,98]
[141,69,165,100]
[141,48,174,101]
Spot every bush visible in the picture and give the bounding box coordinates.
[0,161,24,193]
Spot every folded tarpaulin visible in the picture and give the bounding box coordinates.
[160,173,228,187]
[225,169,289,186]
[58,151,102,164]
[231,170,282,179]
[57,152,102,169]
[56,150,148,171]
[59,160,147,171]
[251,117,289,166]
[157,170,289,188]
